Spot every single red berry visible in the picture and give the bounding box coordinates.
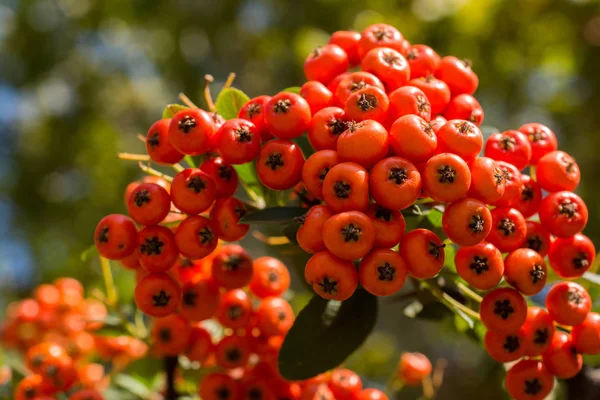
[322,211,375,261]
[215,118,261,165]
[455,242,504,290]
[301,150,340,199]
[199,373,240,400]
[357,389,388,400]
[168,108,216,155]
[328,71,351,95]
[503,248,547,296]
[329,30,361,66]
[548,233,595,278]
[361,47,410,91]
[211,245,253,290]
[484,328,526,363]
[442,197,492,246]
[398,352,432,386]
[94,214,137,260]
[434,56,479,96]
[492,161,523,207]
[238,95,272,141]
[369,156,422,210]
[174,216,218,260]
[436,119,483,162]
[170,168,216,215]
[485,207,527,253]
[199,157,238,199]
[137,225,179,272]
[399,228,445,279]
[151,314,191,355]
[389,115,437,164]
[146,119,184,164]
[480,287,527,333]
[442,94,484,126]
[538,191,588,238]
[216,289,252,329]
[358,248,408,297]
[264,92,311,139]
[179,276,220,322]
[572,312,600,355]
[300,81,334,114]
[358,24,405,59]
[546,282,591,326]
[511,174,542,218]
[422,153,471,202]
[329,368,363,400]
[249,256,291,298]
[334,71,385,106]
[344,86,389,123]
[134,272,181,317]
[322,162,370,213]
[542,331,583,379]
[484,130,532,171]
[406,44,440,79]
[307,106,348,151]
[305,251,358,301]
[522,307,555,357]
[337,120,389,167]
[387,86,431,124]
[505,359,553,400]
[365,204,406,249]
[467,157,505,204]
[407,76,451,115]
[523,221,551,257]
[209,197,249,242]
[186,325,214,363]
[304,44,349,85]
[127,183,171,226]
[296,205,334,254]
[257,139,304,190]
[517,122,557,164]
[536,150,580,192]
[255,297,294,337]
[215,334,250,370]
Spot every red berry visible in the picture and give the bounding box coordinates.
[215,334,250,369]
[536,150,580,192]
[137,225,178,272]
[369,156,422,210]
[146,119,184,164]
[215,119,261,165]
[503,248,547,295]
[505,360,553,400]
[361,47,410,91]
[365,204,406,249]
[94,214,138,260]
[304,44,349,85]
[300,81,334,114]
[256,297,294,337]
[398,352,432,386]
[264,92,311,139]
[522,307,555,357]
[305,251,358,301]
[322,162,369,213]
[134,272,181,317]
[486,207,527,253]
[408,76,451,115]
[199,157,238,199]
[467,157,505,204]
[399,228,445,279]
[296,205,333,254]
[168,108,216,155]
[217,289,252,329]
[572,312,600,355]
[179,277,220,322]
[307,106,348,151]
[389,115,437,164]
[436,119,483,162]
[344,86,389,123]
[212,245,253,290]
[337,120,389,167]
[442,197,492,246]
[174,216,218,260]
[492,161,523,207]
[209,197,249,242]
[539,191,588,238]
[484,130,532,171]
[170,168,216,215]
[257,140,305,190]
[434,56,478,96]
[406,44,440,79]
[517,122,557,164]
[359,248,407,297]
[546,282,591,326]
[238,95,272,142]
[484,328,526,363]
[387,86,431,124]
[358,389,387,400]
[443,94,484,126]
[548,233,595,278]
[511,174,542,218]
[329,31,361,66]
[358,24,404,59]
[542,331,582,379]
[334,72,384,107]
[422,153,471,202]
[523,221,551,257]
[301,150,341,199]
[329,368,363,400]
[127,183,171,226]
[455,242,504,290]
[480,287,527,333]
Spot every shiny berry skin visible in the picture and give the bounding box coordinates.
[398,352,432,386]
[361,47,410,91]
[357,389,388,400]
[70,390,104,400]
[406,44,440,79]
[300,81,334,114]
[238,95,271,141]
[522,307,555,357]
[209,197,249,242]
[365,204,406,249]
[301,150,340,199]
[455,242,504,290]
[536,150,580,192]
[15,374,45,400]
[199,157,238,199]
[137,225,179,272]
[174,216,218,260]
[216,289,252,329]
[467,157,505,204]
[249,256,291,298]
[359,248,407,297]
[572,312,600,355]
[480,288,527,334]
[505,359,553,400]
[151,314,191,355]
[146,119,184,164]
[422,153,471,203]
[199,372,240,400]
[215,334,250,370]
[539,191,588,238]
[358,24,405,59]
[542,331,583,379]
[179,277,220,322]
[503,248,547,296]
[322,162,369,213]
[297,205,334,254]
[546,281,591,326]
[436,119,483,162]
[387,86,431,124]
[548,233,595,278]
[523,221,551,257]
[127,183,171,226]
[518,122,557,164]
[335,72,385,107]
[322,211,375,261]
[304,44,349,85]
[369,156,422,210]
[186,326,214,363]
[329,368,363,400]
[256,297,294,337]
[307,107,348,151]
[305,251,358,301]
[337,120,389,168]
[486,207,527,253]
[408,76,451,115]
[257,140,304,190]
[211,245,253,290]
[484,130,532,171]
[168,108,216,155]
[264,92,311,139]
[170,168,216,215]
[215,118,261,165]
[389,115,437,164]
[134,272,181,317]
[329,31,361,65]
[492,161,523,207]
[511,174,542,218]
[484,328,526,363]
[443,94,484,126]
[94,214,137,260]
[434,56,478,96]
[26,342,68,374]
[399,228,445,279]
[344,86,389,123]
[442,197,492,246]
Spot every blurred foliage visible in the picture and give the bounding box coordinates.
[2,0,600,398]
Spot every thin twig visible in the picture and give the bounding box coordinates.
[223,72,236,90]
[137,162,173,182]
[136,134,146,143]
[432,358,448,389]
[164,356,179,400]
[171,163,185,173]
[203,74,216,112]
[422,281,481,321]
[99,257,118,307]
[118,153,150,162]
[422,374,435,399]
[457,282,483,303]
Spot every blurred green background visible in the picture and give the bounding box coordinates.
[1,0,600,398]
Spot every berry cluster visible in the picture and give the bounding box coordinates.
[1,278,143,400]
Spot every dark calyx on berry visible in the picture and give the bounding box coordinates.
[134,190,151,206]
[178,116,196,133]
[341,224,361,242]
[377,262,396,282]
[152,290,171,307]
[493,299,514,320]
[318,277,338,295]
[265,153,284,170]
[140,236,164,255]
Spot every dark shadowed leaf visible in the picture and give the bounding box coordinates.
[282,222,300,244]
[415,302,454,321]
[278,289,378,380]
[241,207,307,224]
[162,104,189,119]
[215,88,250,120]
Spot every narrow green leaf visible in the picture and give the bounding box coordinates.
[278,289,378,380]
[426,208,443,228]
[215,88,251,120]
[81,245,98,262]
[241,207,306,224]
[282,86,301,94]
[114,374,152,398]
[233,161,265,201]
[162,104,189,119]
[184,155,196,168]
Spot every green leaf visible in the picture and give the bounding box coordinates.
[241,207,306,224]
[114,374,152,398]
[162,104,189,119]
[278,289,378,380]
[215,88,251,120]
[81,245,98,262]
[426,208,443,228]
[234,161,265,201]
[282,86,301,94]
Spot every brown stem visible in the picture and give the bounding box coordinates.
[164,356,178,400]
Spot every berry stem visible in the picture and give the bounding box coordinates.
[118,153,151,161]
[422,281,481,321]
[137,162,174,182]
[171,163,185,173]
[99,256,118,307]
[179,92,199,110]
[202,75,216,112]
[422,374,435,399]
[136,133,147,143]
[456,282,483,303]
[164,356,178,400]
[223,72,237,90]
[432,358,448,389]
[529,165,536,180]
